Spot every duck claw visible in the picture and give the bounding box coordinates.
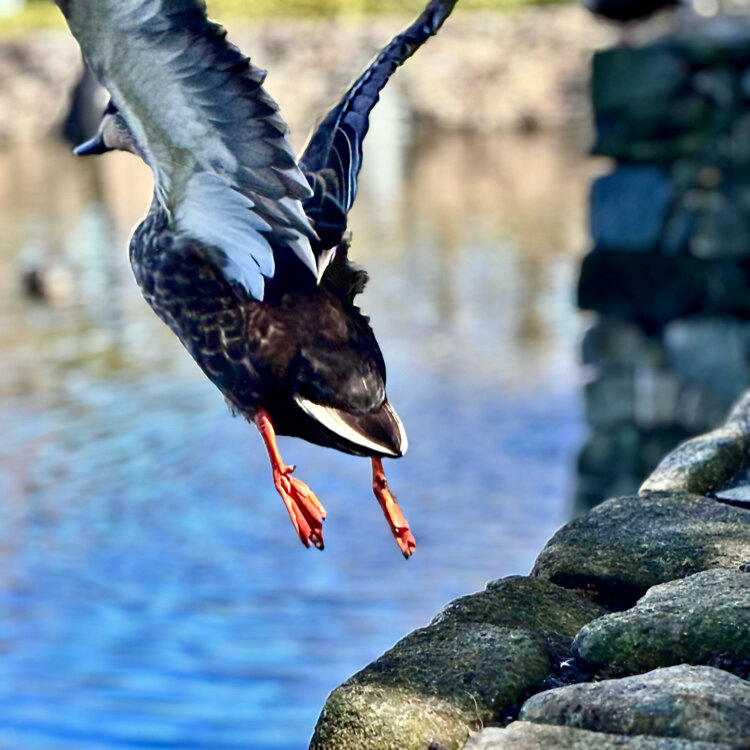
[255,408,326,551]
[371,457,416,559]
[274,471,327,550]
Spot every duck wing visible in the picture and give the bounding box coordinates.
[55,0,317,301]
[299,0,458,259]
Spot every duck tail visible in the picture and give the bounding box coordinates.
[294,397,408,458]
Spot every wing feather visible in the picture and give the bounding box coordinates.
[299,0,458,258]
[55,0,317,300]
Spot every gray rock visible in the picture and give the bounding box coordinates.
[532,492,750,608]
[465,723,732,749]
[584,374,635,427]
[308,577,604,750]
[433,576,606,662]
[592,47,689,117]
[581,318,665,368]
[633,367,682,430]
[663,319,750,404]
[310,624,547,750]
[691,191,750,260]
[519,665,750,747]
[673,385,729,435]
[577,250,750,324]
[661,204,697,256]
[590,166,673,253]
[642,390,750,495]
[574,569,750,677]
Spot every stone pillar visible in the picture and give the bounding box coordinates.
[576,26,750,512]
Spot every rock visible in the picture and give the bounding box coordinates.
[661,204,697,256]
[464,722,732,749]
[592,47,689,118]
[532,492,750,609]
[691,189,750,260]
[672,384,729,435]
[594,91,713,163]
[663,319,750,404]
[433,577,606,662]
[309,624,548,750]
[641,390,750,495]
[584,373,635,427]
[577,424,644,477]
[518,665,750,747]
[574,569,750,678]
[309,577,604,750]
[633,367,682,430]
[581,318,665,368]
[577,250,750,324]
[590,166,673,252]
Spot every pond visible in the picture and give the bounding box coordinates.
[0,122,591,748]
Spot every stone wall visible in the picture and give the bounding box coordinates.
[309,391,750,750]
[576,21,750,511]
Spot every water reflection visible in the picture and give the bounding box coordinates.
[0,128,588,749]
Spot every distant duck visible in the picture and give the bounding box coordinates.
[54,0,458,557]
[583,0,682,22]
[21,260,74,305]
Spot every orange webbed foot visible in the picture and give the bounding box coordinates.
[255,408,326,551]
[273,463,327,550]
[371,457,416,559]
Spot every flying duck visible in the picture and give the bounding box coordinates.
[54,0,457,558]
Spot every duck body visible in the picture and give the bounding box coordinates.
[130,201,403,459]
[56,0,458,556]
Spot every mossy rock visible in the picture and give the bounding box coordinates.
[573,569,750,678]
[532,492,750,609]
[309,577,604,750]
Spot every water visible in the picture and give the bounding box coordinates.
[0,126,590,749]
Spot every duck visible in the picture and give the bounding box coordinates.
[53,0,458,558]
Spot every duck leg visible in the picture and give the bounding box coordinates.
[254,408,326,550]
[371,458,416,559]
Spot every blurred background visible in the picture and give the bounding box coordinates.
[0,0,749,748]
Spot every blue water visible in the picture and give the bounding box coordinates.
[0,130,588,749]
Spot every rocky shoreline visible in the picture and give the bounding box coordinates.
[310,392,750,749]
[0,5,614,146]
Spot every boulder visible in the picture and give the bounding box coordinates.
[308,577,604,750]
[642,391,750,496]
[663,319,750,405]
[577,251,750,325]
[573,568,750,678]
[518,665,750,747]
[590,166,673,253]
[465,722,732,749]
[532,492,750,609]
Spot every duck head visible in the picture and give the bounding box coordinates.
[74,100,137,157]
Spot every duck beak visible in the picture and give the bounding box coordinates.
[74,133,110,156]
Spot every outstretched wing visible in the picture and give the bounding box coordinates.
[54,0,317,301]
[299,0,458,256]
